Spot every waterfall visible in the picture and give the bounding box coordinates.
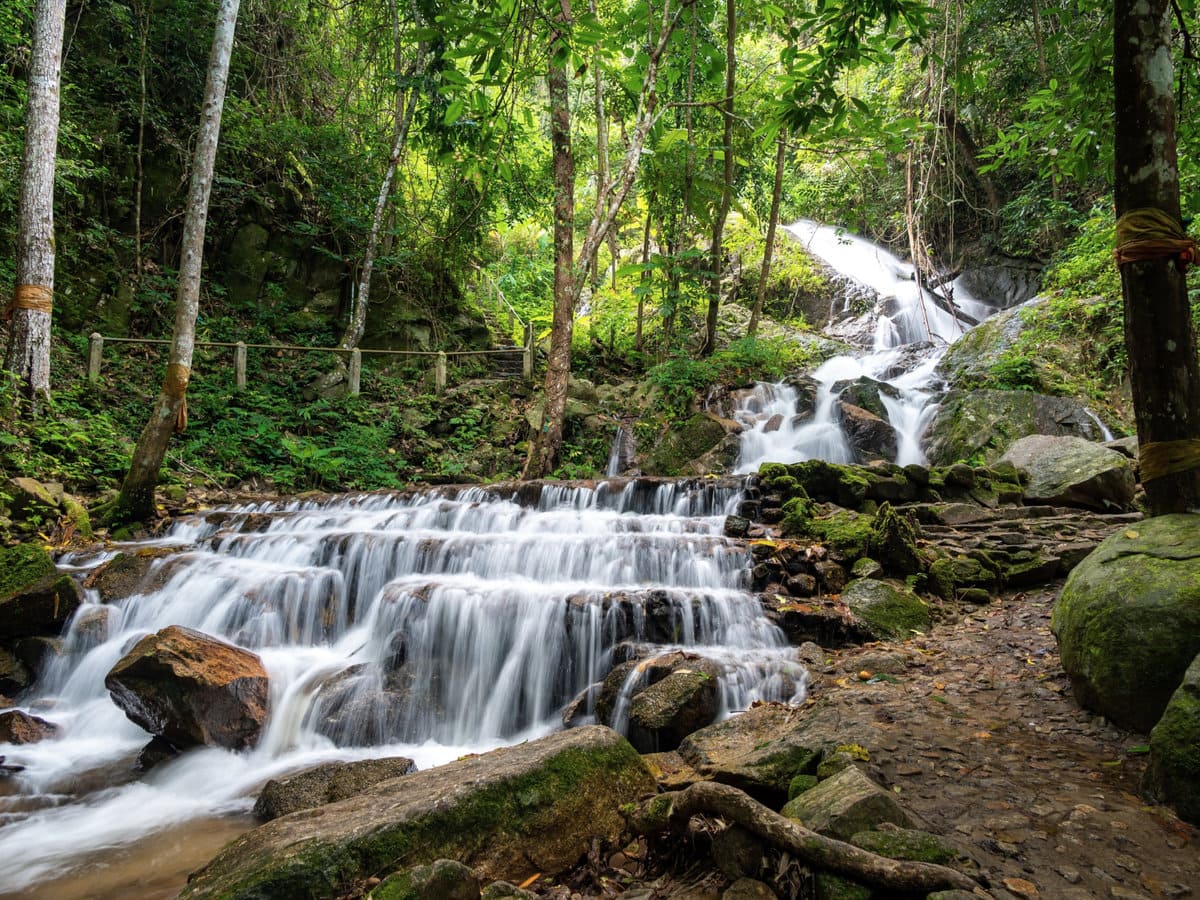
[0,479,802,893]
[737,221,1001,472]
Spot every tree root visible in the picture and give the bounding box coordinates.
[627,781,984,895]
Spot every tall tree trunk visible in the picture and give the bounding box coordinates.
[1113,0,1200,514]
[588,0,608,287]
[636,205,652,351]
[113,0,240,524]
[523,0,575,480]
[702,0,736,356]
[748,130,786,336]
[4,0,67,411]
[324,32,426,387]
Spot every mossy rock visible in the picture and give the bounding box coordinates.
[843,578,930,641]
[780,765,914,840]
[0,570,82,640]
[804,510,875,561]
[815,873,872,900]
[928,556,998,600]
[848,828,960,864]
[645,414,727,476]
[0,544,56,600]
[790,460,871,508]
[1145,652,1200,824]
[370,859,480,900]
[1052,514,1200,732]
[787,774,819,800]
[779,494,816,536]
[179,727,655,899]
[868,503,923,575]
[61,497,93,541]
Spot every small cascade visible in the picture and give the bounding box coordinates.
[0,479,802,892]
[737,221,1003,472]
[606,423,637,476]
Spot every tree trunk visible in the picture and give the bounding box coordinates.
[701,0,736,357]
[749,131,786,336]
[1113,0,1200,514]
[588,0,608,287]
[523,0,575,479]
[4,0,67,411]
[636,206,652,351]
[323,33,426,388]
[113,0,240,524]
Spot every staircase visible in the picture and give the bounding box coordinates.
[472,274,533,382]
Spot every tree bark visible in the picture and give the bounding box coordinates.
[749,131,786,336]
[701,0,736,357]
[4,0,67,411]
[523,0,576,479]
[113,0,240,524]
[628,781,980,894]
[1113,0,1200,514]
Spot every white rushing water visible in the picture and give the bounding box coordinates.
[736,221,1000,472]
[0,479,803,892]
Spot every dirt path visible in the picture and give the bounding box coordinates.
[811,584,1197,899]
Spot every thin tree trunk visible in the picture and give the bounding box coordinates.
[113,0,240,524]
[523,0,575,480]
[588,0,608,287]
[1113,0,1200,514]
[636,206,652,352]
[134,0,149,282]
[4,0,67,411]
[702,0,736,357]
[748,130,786,336]
[324,38,426,387]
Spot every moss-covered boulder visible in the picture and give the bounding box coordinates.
[180,726,655,900]
[842,579,930,641]
[676,701,882,805]
[595,651,723,752]
[644,414,728,476]
[924,389,1115,466]
[780,765,915,840]
[803,510,875,561]
[928,555,999,600]
[0,545,82,640]
[1145,653,1200,824]
[848,828,961,864]
[254,757,418,821]
[867,503,923,575]
[1052,515,1200,732]
[999,434,1135,511]
[370,859,480,900]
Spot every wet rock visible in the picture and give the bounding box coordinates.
[837,402,898,462]
[1000,435,1135,511]
[89,549,179,603]
[0,709,59,744]
[780,765,915,840]
[924,389,1115,466]
[676,701,882,805]
[0,648,32,696]
[725,515,751,538]
[1145,652,1200,824]
[136,735,181,772]
[105,625,269,750]
[1052,515,1200,732]
[842,578,930,642]
[370,859,480,900]
[180,726,655,900]
[595,651,723,752]
[928,555,999,599]
[763,414,784,434]
[0,570,83,640]
[767,598,875,648]
[255,756,418,821]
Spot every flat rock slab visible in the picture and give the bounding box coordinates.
[1000,434,1135,511]
[254,756,418,821]
[181,725,655,900]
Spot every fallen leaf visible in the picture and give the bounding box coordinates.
[973,731,992,740]
[1125,530,1139,539]
[518,874,541,889]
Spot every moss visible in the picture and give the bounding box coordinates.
[0,544,56,599]
[789,461,870,508]
[843,578,930,641]
[867,503,922,575]
[750,744,822,791]
[815,873,872,899]
[787,774,819,800]
[646,414,726,475]
[848,828,959,864]
[61,497,93,541]
[779,495,815,537]
[928,556,997,599]
[804,510,875,561]
[1146,655,1200,824]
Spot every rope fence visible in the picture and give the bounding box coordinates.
[87,328,536,396]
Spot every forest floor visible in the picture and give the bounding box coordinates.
[547,584,1200,900]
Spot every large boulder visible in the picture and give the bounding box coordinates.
[105,625,270,750]
[180,726,655,900]
[999,434,1135,510]
[254,756,418,821]
[1052,515,1200,732]
[923,389,1112,466]
[1145,653,1200,824]
[842,578,930,642]
[0,544,82,639]
[595,651,723,752]
[676,702,882,805]
[836,402,898,462]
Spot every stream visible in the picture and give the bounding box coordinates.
[2,222,1019,896]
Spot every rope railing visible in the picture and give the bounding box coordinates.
[473,269,531,347]
[87,331,535,396]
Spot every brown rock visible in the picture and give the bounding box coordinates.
[0,709,60,744]
[105,625,269,750]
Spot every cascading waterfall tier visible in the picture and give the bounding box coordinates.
[0,477,803,893]
[736,221,1003,472]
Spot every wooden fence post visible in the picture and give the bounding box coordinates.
[349,349,362,396]
[435,351,447,394]
[523,324,534,382]
[234,341,247,390]
[87,333,103,381]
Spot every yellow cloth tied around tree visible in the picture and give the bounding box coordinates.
[1140,439,1200,484]
[4,284,53,320]
[164,362,191,434]
[1114,208,1197,271]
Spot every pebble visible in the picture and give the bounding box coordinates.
[1057,867,1082,884]
[1002,877,1040,898]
